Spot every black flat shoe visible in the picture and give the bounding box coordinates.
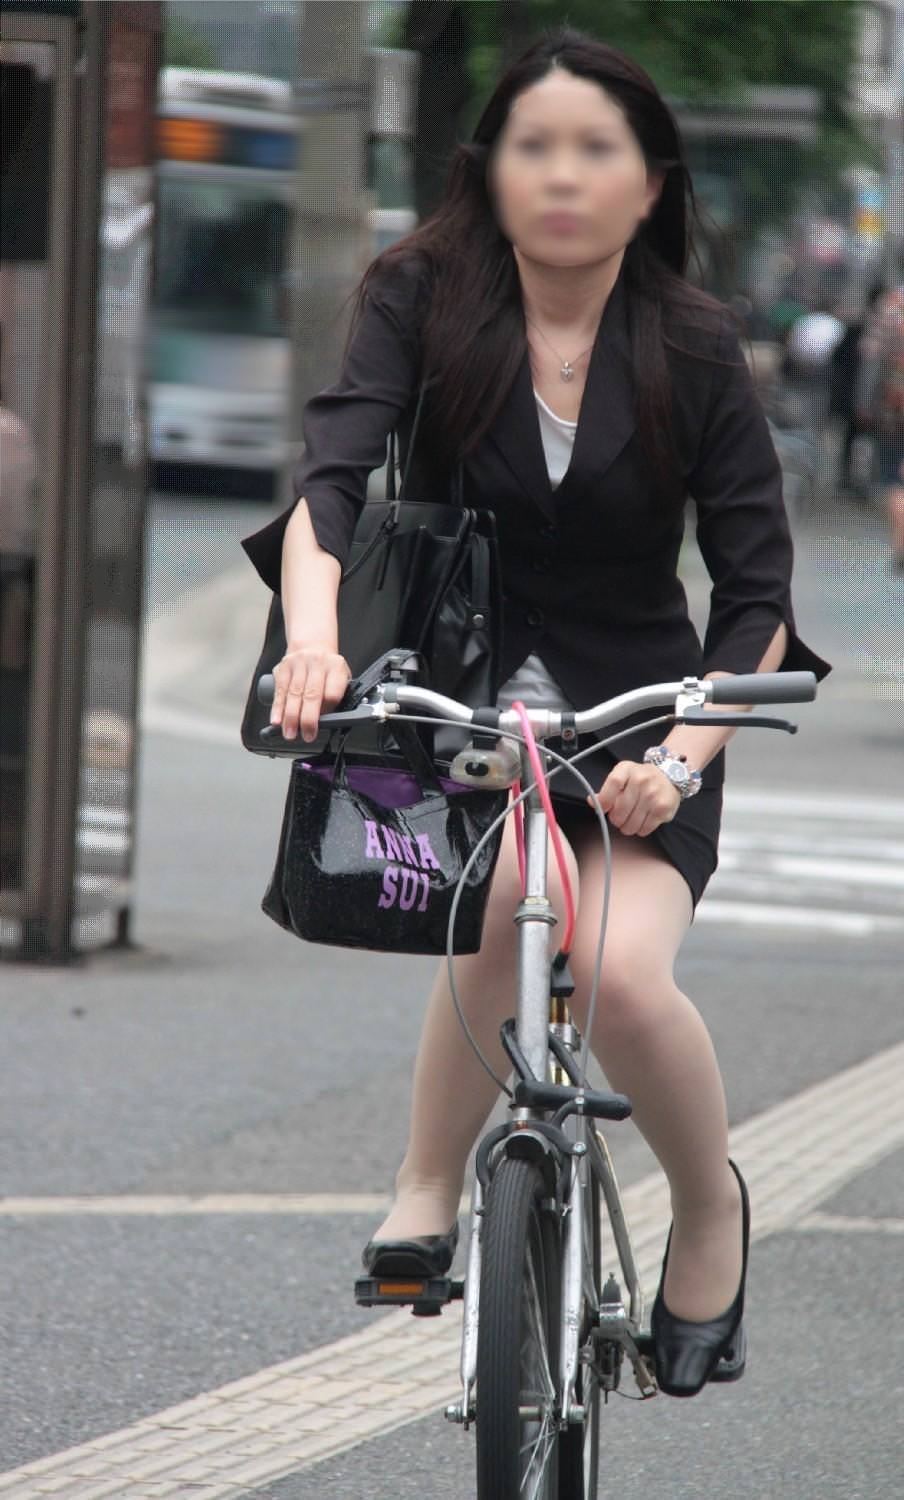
[361,1220,460,1277]
[651,1158,750,1398]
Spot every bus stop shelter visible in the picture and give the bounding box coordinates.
[1,1,162,963]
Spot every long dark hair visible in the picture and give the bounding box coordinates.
[343,25,747,498]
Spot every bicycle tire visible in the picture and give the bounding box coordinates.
[558,1167,601,1499]
[475,1156,562,1500]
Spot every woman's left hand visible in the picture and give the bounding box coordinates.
[586,760,681,837]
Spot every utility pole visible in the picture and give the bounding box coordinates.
[282,0,372,511]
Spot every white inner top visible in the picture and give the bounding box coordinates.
[494,390,577,713]
[532,386,577,489]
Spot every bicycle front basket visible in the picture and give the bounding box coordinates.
[261,722,509,955]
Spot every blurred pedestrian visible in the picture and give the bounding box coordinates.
[767,283,808,342]
[783,293,846,438]
[829,281,885,500]
[855,254,904,569]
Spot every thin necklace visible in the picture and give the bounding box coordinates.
[525,316,595,381]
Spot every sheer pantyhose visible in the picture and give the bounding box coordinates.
[372,806,745,1324]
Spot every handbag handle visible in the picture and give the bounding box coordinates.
[387,375,464,507]
[322,721,449,801]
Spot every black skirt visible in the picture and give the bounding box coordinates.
[542,732,722,914]
[431,722,722,914]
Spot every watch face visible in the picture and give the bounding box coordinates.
[666,762,690,788]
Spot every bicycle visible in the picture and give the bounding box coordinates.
[258,652,819,1499]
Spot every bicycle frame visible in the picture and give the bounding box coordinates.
[453,732,653,1431]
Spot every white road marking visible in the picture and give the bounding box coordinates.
[793,1212,904,1235]
[705,786,904,932]
[694,901,904,935]
[2,1039,903,1499]
[717,851,904,889]
[0,1193,400,1217]
[719,832,904,861]
[721,788,904,824]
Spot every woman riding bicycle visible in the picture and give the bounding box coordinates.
[241,27,832,1398]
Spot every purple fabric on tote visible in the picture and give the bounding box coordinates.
[298,762,469,810]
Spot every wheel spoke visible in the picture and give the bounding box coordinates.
[518,1234,557,1496]
[522,1245,556,1399]
[520,1418,557,1497]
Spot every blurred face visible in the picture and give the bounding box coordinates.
[488,67,664,270]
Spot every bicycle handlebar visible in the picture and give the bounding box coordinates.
[256,666,818,741]
[707,671,816,704]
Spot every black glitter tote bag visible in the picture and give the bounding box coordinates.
[241,375,502,768]
[261,719,509,955]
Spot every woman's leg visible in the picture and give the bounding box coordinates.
[372,809,581,1241]
[565,821,744,1324]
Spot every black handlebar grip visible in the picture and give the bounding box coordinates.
[257,674,276,705]
[708,670,817,705]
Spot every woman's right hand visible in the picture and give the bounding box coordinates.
[270,642,352,742]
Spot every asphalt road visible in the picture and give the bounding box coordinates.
[1,480,902,1498]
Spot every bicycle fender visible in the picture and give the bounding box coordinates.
[501,1128,562,1198]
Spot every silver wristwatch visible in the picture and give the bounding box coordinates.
[642,745,702,800]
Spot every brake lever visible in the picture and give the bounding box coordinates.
[258,701,385,745]
[673,710,798,733]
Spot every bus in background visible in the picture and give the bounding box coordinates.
[150,68,298,475]
[150,59,417,479]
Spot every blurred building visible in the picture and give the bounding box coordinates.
[847,0,904,293]
[163,1,404,79]
[165,0,298,80]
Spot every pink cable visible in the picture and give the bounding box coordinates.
[509,700,577,956]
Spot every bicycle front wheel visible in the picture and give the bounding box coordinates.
[475,1156,562,1500]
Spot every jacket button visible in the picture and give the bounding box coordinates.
[526,607,544,628]
[531,556,551,573]
[540,523,557,540]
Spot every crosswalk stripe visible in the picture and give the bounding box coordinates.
[703,785,904,933]
[694,901,903,935]
[721,788,904,823]
[718,851,904,888]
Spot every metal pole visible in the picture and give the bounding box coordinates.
[280,0,372,514]
[14,3,104,961]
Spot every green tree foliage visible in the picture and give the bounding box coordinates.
[458,0,878,233]
[163,15,219,71]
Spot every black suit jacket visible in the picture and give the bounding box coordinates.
[241,253,832,797]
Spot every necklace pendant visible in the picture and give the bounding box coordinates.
[560,361,574,381]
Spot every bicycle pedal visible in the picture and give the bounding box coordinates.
[354,1275,464,1316]
[625,1332,658,1398]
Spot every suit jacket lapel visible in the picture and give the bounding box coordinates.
[487,255,636,523]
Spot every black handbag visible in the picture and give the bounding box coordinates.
[241,375,503,768]
[261,717,509,954]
